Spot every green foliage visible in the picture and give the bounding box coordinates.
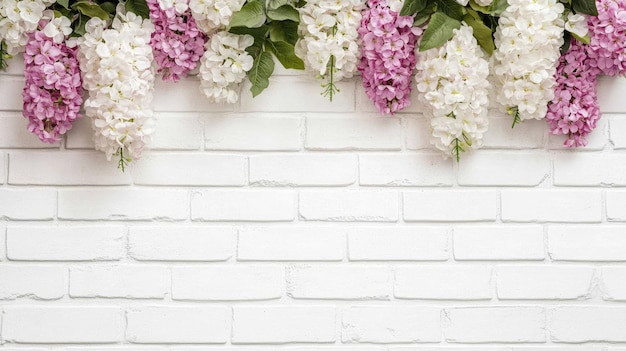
[0,41,9,72]
[464,11,494,54]
[230,0,266,28]
[72,1,110,20]
[249,52,275,97]
[572,0,598,16]
[400,0,428,17]
[419,12,461,51]
[267,5,299,21]
[436,0,466,21]
[125,0,150,18]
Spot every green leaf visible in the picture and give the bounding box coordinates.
[72,14,88,36]
[267,0,289,10]
[488,0,508,16]
[571,32,590,45]
[267,5,299,22]
[125,0,150,18]
[72,1,110,20]
[248,51,275,97]
[229,25,268,57]
[400,0,428,16]
[230,0,266,28]
[572,0,598,16]
[100,1,117,14]
[464,14,495,55]
[56,0,70,10]
[413,6,434,26]
[436,0,466,21]
[419,12,461,51]
[268,20,299,45]
[469,0,490,14]
[267,40,304,69]
[560,31,572,55]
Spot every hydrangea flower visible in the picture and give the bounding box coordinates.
[415,24,490,161]
[189,0,245,35]
[198,31,253,103]
[547,38,600,147]
[22,20,82,143]
[585,0,626,76]
[77,6,156,169]
[492,0,565,124]
[148,0,207,81]
[0,0,51,55]
[295,0,365,100]
[357,0,422,115]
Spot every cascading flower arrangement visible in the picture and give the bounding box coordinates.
[295,0,364,101]
[148,0,207,81]
[22,12,83,143]
[358,0,422,114]
[77,3,156,171]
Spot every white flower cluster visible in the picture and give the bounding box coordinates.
[0,0,52,54]
[295,0,364,83]
[199,31,253,103]
[492,0,564,121]
[158,0,189,13]
[415,24,490,160]
[189,0,245,34]
[77,7,156,164]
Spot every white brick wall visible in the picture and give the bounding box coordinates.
[1,56,626,349]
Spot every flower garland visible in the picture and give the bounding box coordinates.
[358,0,421,114]
[295,0,365,101]
[77,7,156,170]
[415,24,490,161]
[198,30,254,103]
[492,0,565,126]
[586,0,626,76]
[148,0,207,82]
[22,14,82,143]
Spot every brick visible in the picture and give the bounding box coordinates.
[131,153,247,186]
[0,113,61,148]
[598,75,626,113]
[233,306,336,343]
[238,227,344,261]
[7,225,124,261]
[453,225,544,261]
[306,117,402,150]
[126,306,229,343]
[64,115,95,149]
[0,223,5,260]
[550,307,626,342]
[0,189,56,220]
[299,191,399,222]
[287,265,390,300]
[0,266,66,300]
[458,152,549,186]
[58,189,188,220]
[359,154,453,186]
[342,306,441,343]
[501,190,602,223]
[404,190,497,222]
[240,77,355,112]
[610,115,626,149]
[250,154,357,186]
[347,227,448,261]
[153,78,233,112]
[497,266,594,300]
[9,151,131,185]
[70,266,169,299]
[150,113,203,150]
[191,190,295,221]
[204,115,302,151]
[548,117,609,150]
[129,226,234,261]
[554,153,626,186]
[395,266,492,300]
[607,191,626,221]
[602,267,626,301]
[0,152,4,183]
[548,226,626,261]
[482,118,547,149]
[404,118,434,150]
[172,266,283,300]
[0,76,26,111]
[3,307,123,343]
[444,307,546,343]
[0,53,25,75]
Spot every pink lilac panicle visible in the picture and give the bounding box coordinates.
[22,29,82,144]
[546,38,600,148]
[148,0,207,82]
[358,0,422,115]
[586,0,626,76]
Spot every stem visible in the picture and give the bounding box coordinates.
[0,40,8,71]
[510,107,521,128]
[321,24,339,102]
[116,148,129,172]
[452,138,463,163]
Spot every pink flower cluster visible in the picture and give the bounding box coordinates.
[547,39,600,147]
[22,30,82,143]
[586,0,626,76]
[148,0,207,82]
[358,0,421,115]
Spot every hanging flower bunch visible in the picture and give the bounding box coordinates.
[358,0,422,114]
[295,0,364,101]
[586,0,626,77]
[0,0,51,69]
[492,0,565,127]
[415,24,490,161]
[77,5,156,171]
[22,13,82,143]
[148,0,207,81]
[547,38,600,147]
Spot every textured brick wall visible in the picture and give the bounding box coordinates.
[1,54,626,350]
